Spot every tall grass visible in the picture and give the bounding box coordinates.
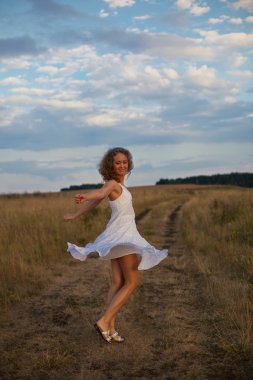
[181,189,253,356]
[0,192,109,306]
[0,186,188,307]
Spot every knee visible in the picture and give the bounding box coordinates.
[113,278,124,290]
[126,278,139,291]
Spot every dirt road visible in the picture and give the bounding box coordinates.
[0,203,246,379]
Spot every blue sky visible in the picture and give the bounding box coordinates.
[0,0,253,193]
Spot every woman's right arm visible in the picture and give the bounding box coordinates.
[63,199,102,222]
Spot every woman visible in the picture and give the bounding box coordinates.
[64,147,168,343]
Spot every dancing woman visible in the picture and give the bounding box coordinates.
[64,147,168,343]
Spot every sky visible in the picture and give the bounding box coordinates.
[0,0,253,193]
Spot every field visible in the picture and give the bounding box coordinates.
[0,184,253,379]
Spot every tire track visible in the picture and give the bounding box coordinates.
[135,208,152,223]
[163,204,182,249]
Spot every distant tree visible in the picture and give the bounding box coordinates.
[61,183,103,192]
[156,172,253,188]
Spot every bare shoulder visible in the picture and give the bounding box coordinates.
[104,180,122,201]
[104,180,120,190]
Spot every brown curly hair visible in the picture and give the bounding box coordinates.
[98,147,134,182]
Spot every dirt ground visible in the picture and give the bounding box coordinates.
[0,204,251,380]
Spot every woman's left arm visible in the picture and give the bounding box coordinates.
[75,182,115,204]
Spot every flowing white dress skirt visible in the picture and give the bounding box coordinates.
[67,185,168,271]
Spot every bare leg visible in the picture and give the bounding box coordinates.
[97,254,139,331]
[106,258,124,334]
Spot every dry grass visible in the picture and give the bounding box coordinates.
[0,185,193,308]
[0,192,109,306]
[180,188,253,358]
[1,184,253,379]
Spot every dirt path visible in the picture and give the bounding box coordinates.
[0,204,234,379]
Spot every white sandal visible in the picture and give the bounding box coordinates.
[94,323,112,343]
[110,331,125,343]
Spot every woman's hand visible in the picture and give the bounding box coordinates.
[75,194,86,204]
[64,213,77,222]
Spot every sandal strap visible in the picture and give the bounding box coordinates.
[110,331,119,338]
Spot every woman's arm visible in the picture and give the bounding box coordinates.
[64,199,102,222]
[75,181,118,204]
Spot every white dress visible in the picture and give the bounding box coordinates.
[67,184,168,270]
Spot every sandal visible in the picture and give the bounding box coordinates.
[110,331,125,343]
[94,323,112,343]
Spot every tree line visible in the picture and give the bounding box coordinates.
[61,183,103,192]
[156,172,253,188]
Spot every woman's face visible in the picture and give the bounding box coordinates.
[113,153,128,178]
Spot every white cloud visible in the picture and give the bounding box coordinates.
[208,18,224,24]
[99,9,109,18]
[144,65,162,79]
[35,76,50,83]
[228,69,253,78]
[144,65,171,87]
[220,15,230,20]
[224,96,237,104]
[176,0,210,16]
[229,17,243,24]
[39,98,93,110]
[190,5,210,16]
[196,29,253,47]
[245,16,253,22]
[10,87,54,96]
[231,0,253,12]
[0,58,31,72]
[186,65,217,87]
[176,0,193,9]
[208,15,243,24]
[134,15,151,20]
[37,66,59,75]
[232,54,247,66]
[0,76,27,86]
[103,0,135,8]
[84,108,149,127]
[163,68,179,79]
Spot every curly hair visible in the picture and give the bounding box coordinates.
[98,147,134,182]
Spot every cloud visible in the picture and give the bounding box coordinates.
[0,41,250,145]
[186,65,217,87]
[229,17,243,24]
[232,54,247,67]
[176,0,210,16]
[163,68,179,79]
[208,17,224,24]
[37,66,60,75]
[245,16,253,22]
[196,29,253,48]
[99,9,109,18]
[94,29,214,60]
[0,76,27,86]
[176,0,194,9]
[228,69,253,78]
[208,14,243,24]
[0,36,42,57]
[134,15,151,21]
[103,0,135,8]
[231,0,253,11]
[0,157,95,181]
[190,5,210,16]
[0,57,31,71]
